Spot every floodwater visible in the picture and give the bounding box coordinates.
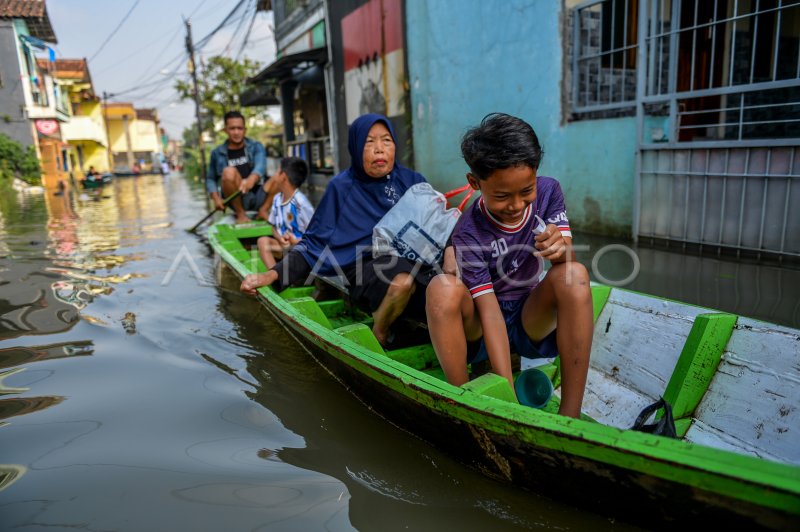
[0,174,795,531]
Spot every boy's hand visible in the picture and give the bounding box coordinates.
[275,232,290,247]
[287,233,300,246]
[534,224,567,262]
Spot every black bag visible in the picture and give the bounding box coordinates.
[631,397,678,438]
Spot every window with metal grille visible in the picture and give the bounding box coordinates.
[642,0,800,144]
[571,0,800,140]
[571,0,640,117]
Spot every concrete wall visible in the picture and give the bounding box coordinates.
[73,140,109,174]
[0,21,34,147]
[405,0,636,236]
[107,119,130,154]
[327,0,414,171]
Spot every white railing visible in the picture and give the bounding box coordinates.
[61,116,108,146]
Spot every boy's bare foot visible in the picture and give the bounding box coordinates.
[235,213,251,224]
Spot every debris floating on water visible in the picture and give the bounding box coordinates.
[121,312,136,334]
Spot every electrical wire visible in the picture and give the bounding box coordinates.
[222,1,253,56]
[235,0,259,60]
[195,0,250,50]
[88,0,142,62]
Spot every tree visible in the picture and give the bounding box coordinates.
[175,55,264,130]
[0,133,41,185]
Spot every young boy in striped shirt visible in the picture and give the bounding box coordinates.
[256,157,314,268]
[426,113,592,418]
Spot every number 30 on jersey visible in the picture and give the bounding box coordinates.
[490,238,508,258]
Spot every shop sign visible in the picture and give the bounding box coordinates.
[35,119,59,136]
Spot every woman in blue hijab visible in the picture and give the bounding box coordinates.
[241,113,428,345]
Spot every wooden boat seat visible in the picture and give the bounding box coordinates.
[334,323,383,352]
[312,275,429,332]
[581,289,710,429]
[284,297,332,329]
[683,317,800,465]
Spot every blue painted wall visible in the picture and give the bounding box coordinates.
[405,0,636,237]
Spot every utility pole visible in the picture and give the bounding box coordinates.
[184,18,207,183]
[102,91,114,171]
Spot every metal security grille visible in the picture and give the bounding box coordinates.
[638,146,800,255]
[573,0,640,113]
[617,0,800,257]
[640,0,800,145]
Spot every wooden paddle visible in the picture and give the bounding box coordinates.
[187,190,241,233]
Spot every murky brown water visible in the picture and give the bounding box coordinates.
[1,174,795,530]
[0,175,635,531]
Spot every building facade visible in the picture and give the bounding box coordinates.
[104,103,163,173]
[0,0,65,187]
[407,0,799,257]
[51,58,110,177]
[251,0,799,257]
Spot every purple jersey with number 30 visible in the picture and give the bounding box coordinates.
[452,176,572,302]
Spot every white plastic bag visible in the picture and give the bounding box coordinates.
[372,182,462,264]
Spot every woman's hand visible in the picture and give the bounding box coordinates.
[442,245,458,276]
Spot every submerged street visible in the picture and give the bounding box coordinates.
[1,0,799,528]
[0,175,632,530]
[1,175,797,530]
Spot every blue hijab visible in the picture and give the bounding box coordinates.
[297,114,426,276]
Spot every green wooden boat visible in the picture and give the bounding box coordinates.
[209,220,800,530]
[81,173,113,189]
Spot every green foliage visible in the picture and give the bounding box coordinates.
[0,133,41,185]
[175,55,264,129]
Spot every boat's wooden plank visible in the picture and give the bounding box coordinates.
[279,286,315,299]
[317,299,346,318]
[229,223,272,239]
[384,344,437,370]
[285,297,332,329]
[686,318,800,465]
[462,373,518,404]
[591,284,611,321]
[334,323,383,353]
[582,289,708,429]
[662,313,737,428]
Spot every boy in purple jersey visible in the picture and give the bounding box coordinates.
[426,113,592,418]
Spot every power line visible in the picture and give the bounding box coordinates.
[195,0,250,50]
[93,30,177,75]
[92,0,218,76]
[88,0,142,62]
[222,0,254,56]
[235,0,259,60]
[99,0,259,105]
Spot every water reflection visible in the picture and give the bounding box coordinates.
[0,464,26,492]
[0,176,174,340]
[575,233,800,328]
[0,340,94,425]
[0,340,94,369]
[0,396,64,424]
